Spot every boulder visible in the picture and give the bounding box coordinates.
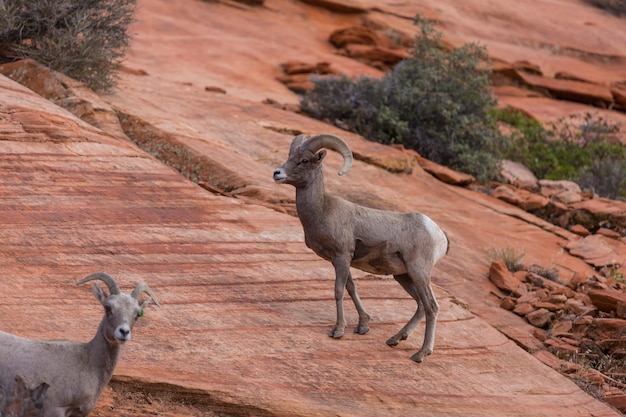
[526,308,554,328]
[587,288,626,318]
[500,159,538,190]
[492,185,550,211]
[566,235,625,268]
[489,259,526,296]
[415,155,476,185]
[538,179,582,205]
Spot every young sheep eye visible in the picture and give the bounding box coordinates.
[299,158,309,165]
[104,306,112,316]
[137,309,144,319]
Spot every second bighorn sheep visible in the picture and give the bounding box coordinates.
[0,272,160,416]
[273,133,449,362]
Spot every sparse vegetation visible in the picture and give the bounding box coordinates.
[301,16,505,182]
[486,245,526,272]
[301,15,626,199]
[495,109,626,199]
[0,0,137,91]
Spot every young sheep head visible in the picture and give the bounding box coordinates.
[76,272,160,346]
[273,133,353,186]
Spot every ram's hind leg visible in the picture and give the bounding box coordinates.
[407,265,439,363]
[386,273,425,347]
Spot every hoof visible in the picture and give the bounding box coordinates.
[410,349,431,363]
[386,338,400,347]
[329,329,344,338]
[386,333,407,347]
[354,325,369,335]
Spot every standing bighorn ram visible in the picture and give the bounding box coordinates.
[273,133,449,362]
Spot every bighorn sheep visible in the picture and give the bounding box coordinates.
[0,272,160,416]
[273,133,449,362]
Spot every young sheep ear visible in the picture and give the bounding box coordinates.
[92,284,108,305]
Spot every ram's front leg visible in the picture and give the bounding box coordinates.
[346,274,370,334]
[330,257,351,338]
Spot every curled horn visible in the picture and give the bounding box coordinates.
[76,272,120,295]
[131,283,161,307]
[289,134,309,156]
[301,133,353,175]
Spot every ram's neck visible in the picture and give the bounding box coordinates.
[295,170,327,229]
[85,321,121,392]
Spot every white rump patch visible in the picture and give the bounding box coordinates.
[422,214,448,262]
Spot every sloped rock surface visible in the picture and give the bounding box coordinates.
[3,74,620,416]
[1,0,626,415]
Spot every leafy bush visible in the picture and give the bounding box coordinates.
[301,16,505,182]
[0,0,137,91]
[578,156,626,199]
[496,109,626,199]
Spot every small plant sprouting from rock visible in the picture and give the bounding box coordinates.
[0,0,137,91]
[486,245,526,272]
[527,264,559,282]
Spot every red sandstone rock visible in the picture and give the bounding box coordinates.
[587,288,626,318]
[515,71,615,107]
[489,259,526,296]
[415,155,476,185]
[538,179,582,204]
[596,227,621,240]
[329,26,380,47]
[500,159,538,190]
[570,224,590,237]
[603,388,626,413]
[566,235,625,268]
[492,185,550,211]
[341,44,410,68]
[526,308,553,328]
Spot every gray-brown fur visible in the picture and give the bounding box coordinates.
[0,272,160,416]
[273,133,449,362]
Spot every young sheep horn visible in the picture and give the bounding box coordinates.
[76,272,121,295]
[131,283,161,306]
[302,133,353,175]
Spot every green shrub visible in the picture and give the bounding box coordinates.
[301,16,505,182]
[0,0,136,91]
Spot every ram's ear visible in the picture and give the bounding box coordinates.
[92,284,108,305]
[315,149,327,163]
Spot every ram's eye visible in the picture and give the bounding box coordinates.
[104,306,112,316]
[299,158,309,165]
